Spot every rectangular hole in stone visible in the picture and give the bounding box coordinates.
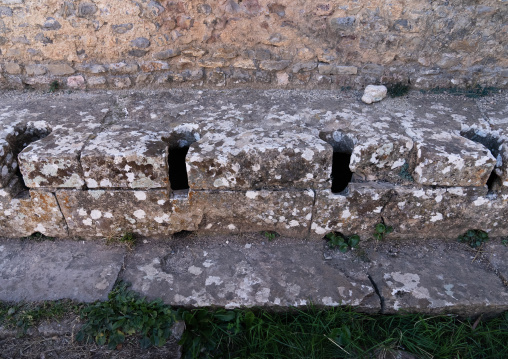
[331,152,353,194]
[168,146,190,190]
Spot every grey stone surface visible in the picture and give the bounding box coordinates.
[0,239,125,302]
[367,242,508,315]
[120,238,378,310]
[485,243,508,284]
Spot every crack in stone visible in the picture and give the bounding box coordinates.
[306,188,317,238]
[368,274,385,314]
[53,192,70,237]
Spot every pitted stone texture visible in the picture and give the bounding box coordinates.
[8,97,112,189]
[81,128,169,189]
[0,239,124,302]
[479,97,508,189]
[0,120,51,188]
[310,183,394,239]
[382,186,505,239]
[485,244,508,284]
[187,130,332,190]
[190,189,314,238]
[120,239,378,311]
[413,133,496,187]
[0,177,67,238]
[368,242,508,316]
[56,189,201,238]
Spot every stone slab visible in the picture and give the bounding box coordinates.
[81,127,169,189]
[0,239,125,302]
[187,130,332,190]
[485,243,508,284]
[12,97,112,189]
[120,238,379,311]
[310,183,394,239]
[56,189,201,238]
[367,242,508,316]
[0,177,67,238]
[190,189,315,238]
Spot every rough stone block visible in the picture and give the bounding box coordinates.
[56,189,201,238]
[187,130,332,190]
[45,64,75,76]
[368,243,508,315]
[4,62,21,75]
[0,240,124,302]
[81,128,169,189]
[414,133,496,187]
[0,177,67,238]
[318,64,357,75]
[311,183,394,239]
[121,240,378,310]
[190,189,314,238]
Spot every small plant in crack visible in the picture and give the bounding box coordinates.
[22,232,55,241]
[502,239,508,247]
[326,232,360,252]
[106,232,136,249]
[373,223,393,241]
[49,80,60,93]
[457,229,489,248]
[263,231,279,242]
[398,162,414,182]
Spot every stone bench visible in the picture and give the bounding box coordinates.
[0,89,506,240]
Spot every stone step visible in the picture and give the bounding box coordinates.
[0,90,506,240]
[1,236,508,317]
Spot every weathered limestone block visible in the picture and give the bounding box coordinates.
[350,133,414,183]
[413,133,496,187]
[17,111,109,189]
[121,241,378,311]
[310,183,394,239]
[56,189,201,238]
[383,186,494,239]
[187,130,332,190]
[189,189,314,238]
[368,243,508,315]
[81,128,169,189]
[0,177,67,237]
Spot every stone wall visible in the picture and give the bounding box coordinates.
[0,0,507,90]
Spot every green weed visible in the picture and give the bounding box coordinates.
[49,80,60,93]
[106,232,136,249]
[0,300,80,334]
[458,229,489,248]
[22,232,55,241]
[77,282,177,349]
[326,232,360,252]
[263,231,279,242]
[373,222,393,241]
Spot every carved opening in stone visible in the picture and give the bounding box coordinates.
[164,129,200,191]
[332,153,353,193]
[320,130,356,194]
[168,146,190,190]
[11,122,52,190]
[461,129,503,192]
[173,230,194,239]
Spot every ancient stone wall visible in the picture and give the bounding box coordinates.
[0,0,507,90]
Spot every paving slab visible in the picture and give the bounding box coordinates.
[367,242,508,316]
[120,237,379,311]
[485,243,508,284]
[0,239,125,302]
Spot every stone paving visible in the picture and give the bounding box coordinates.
[1,235,508,317]
[0,89,506,241]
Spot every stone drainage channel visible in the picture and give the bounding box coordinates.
[0,89,507,242]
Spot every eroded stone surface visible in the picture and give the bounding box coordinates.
[120,239,378,310]
[384,187,508,239]
[190,189,314,238]
[187,130,332,190]
[0,239,124,302]
[56,189,201,238]
[0,177,67,238]
[9,97,112,188]
[310,183,394,239]
[367,242,508,315]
